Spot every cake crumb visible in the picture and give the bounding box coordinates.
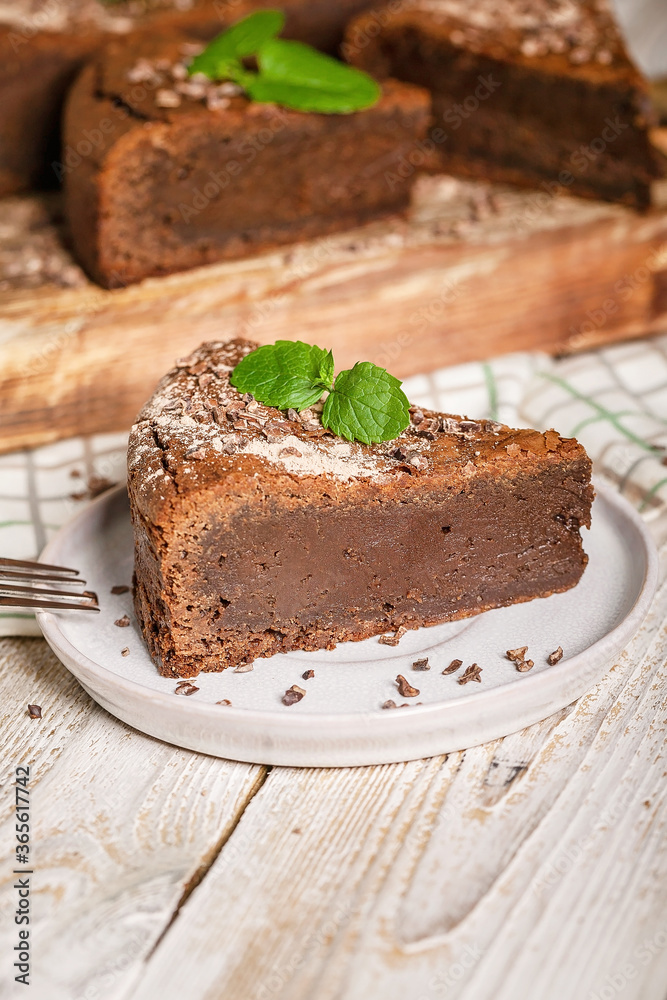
[111,585,130,595]
[302,669,315,680]
[506,646,528,662]
[114,615,130,628]
[442,658,463,674]
[458,664,482,684]
[27,704,42,720]
[382,699,398,709]
[379,626,407,646]
[216,699,232,706]
[547,646,564,665]
[282,685,306,706]
[234,663,254,673]
[516,659,534,672]
[396,674,420,698]
[412,657,430,671]
[175,681,199,696]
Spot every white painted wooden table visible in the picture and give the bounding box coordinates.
[1,524,666,1000]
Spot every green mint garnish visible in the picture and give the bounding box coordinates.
[188,10,381,115]
[230,341,410,445]
[321,362,410,445]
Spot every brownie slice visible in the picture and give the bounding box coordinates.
[63,29,430,288]
[345,0,663,209]
[128,339,594,677]
[0,0,377,197]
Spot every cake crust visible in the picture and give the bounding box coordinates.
[128,339,594,677]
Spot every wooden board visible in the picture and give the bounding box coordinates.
[1,162,667,454]
[1,527,666,998]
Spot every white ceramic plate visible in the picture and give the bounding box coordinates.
[36,482,657,767]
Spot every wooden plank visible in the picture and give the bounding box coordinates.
[1,168,667,455]
[122,540,667,1000]
[0,638,264,999]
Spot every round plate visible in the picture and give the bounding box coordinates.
[36,482,657,767]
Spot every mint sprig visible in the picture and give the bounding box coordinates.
[188,10,381,115]
[230,341,410,444]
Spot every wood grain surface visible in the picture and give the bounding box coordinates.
[1,165,667,455]
[0,528,665,1000]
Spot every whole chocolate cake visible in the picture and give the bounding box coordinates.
[128,339,594,677]
[345,0,662,208]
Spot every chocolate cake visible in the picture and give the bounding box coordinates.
[128,339,594,678]
[63,29,430,288]
[345,0,663,209]
[0,0,377,197]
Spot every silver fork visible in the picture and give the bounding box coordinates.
[0,557,100,613]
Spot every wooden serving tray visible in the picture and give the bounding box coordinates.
[1,164,667,455]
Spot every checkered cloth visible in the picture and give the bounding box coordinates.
[3,334,667,637]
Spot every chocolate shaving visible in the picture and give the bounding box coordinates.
[515,659,534,673]
[282,684,306,706]
[27,704,42,719]
[175,681,199,696]
[216,699,232,706]
[382,699,398,710]
[412,657,430,671]
[114,615,130,628]
[442,658,463,675]
[111,585,130,595]
[379,626,406,647]
[286,408,300,422]
[506,646,528,662]
[396,674,420,698]
[121,647,130,657]
[279,447,302,457]
[234,663,254,673]
[302,669,315,680]
[547,646,564,665]
[457,663,482,684]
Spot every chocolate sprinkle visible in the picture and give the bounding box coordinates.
[547,646,564,665]
[175,681,199,696]
[458,663,482,685]
[114,615,131,628]
[412,657,430,671]
[282,684,306,706]
[379,626,407,647]
[442,658,463,674]
[396,674,420,698]
[111,585,130,595]
[27,704,42,719]
[302,669,315,680]
[506,646,528,662]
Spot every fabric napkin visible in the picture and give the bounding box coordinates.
[2,333,667,637]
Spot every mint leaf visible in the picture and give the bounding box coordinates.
[230,341,333,410]
[322,362,410,444]
[188,10,284,79]
[250,39,381,113]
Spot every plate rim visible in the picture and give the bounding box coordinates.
[35,479,659,733]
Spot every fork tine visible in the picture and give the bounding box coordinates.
[0,557,80,577]
[0,568,87,586]
[0,596,100,612]
[0,583,96,600]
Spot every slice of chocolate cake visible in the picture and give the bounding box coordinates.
[344,0,662,209]
[63,28,430,288]
[128,339,594,677]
